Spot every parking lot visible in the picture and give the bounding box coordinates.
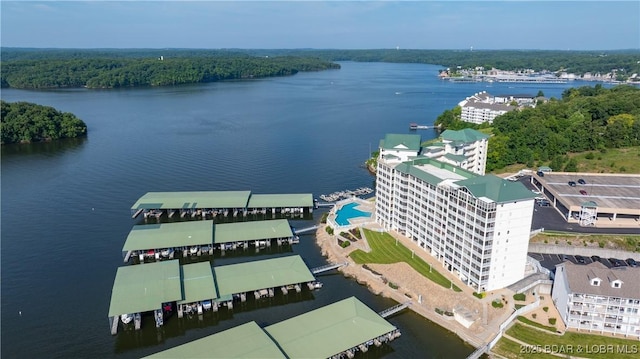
[529,252,638,272]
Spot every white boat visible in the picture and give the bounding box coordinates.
[160,248,173,258]
[189,246,199,255]
[120,313,133,325]
[202,300,212,311]
[310,281,323,289]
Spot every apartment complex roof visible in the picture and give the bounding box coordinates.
[247,193,313,208]
[122,220,214,251]
[108,260,182,317]
[178,262,217,305]
[557,261,640,299]
[380,133,422,151]
[213,255,314,296]
[394,157,475,186]
[441,128,489,143]
[455,174,536,203]
[144,321,286,359]
[213,219,293,244]
[264,296,397,359]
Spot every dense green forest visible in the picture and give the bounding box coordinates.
[0,55,340,89]
[3,48,639,79]
[1,101,88,144]
[435,85,640,172]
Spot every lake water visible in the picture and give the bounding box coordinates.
[1,62,584,358]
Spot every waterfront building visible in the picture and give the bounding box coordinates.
[421,129,489,175]
[458,91,513,124]
[552,261,640,339]
[376,134,536,292]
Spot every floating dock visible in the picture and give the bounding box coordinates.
[410,122,441,130]
[143,297,401,358]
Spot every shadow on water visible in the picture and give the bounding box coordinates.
[0,136,87,157]
[113,290,316,354]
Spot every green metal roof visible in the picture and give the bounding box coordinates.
[455,174,537,202]
[108,260,182,317]
[213,255,314,296]
[247,193,313,208]
[213,219,293,244]
[394,157,475,186]
[178,262,217,304]
[144,321,286,359]
[122,221,214,251]
[441,128,489,142]
[443,153,468,162]
[380,133,421,151]
[264,297,397,359]
[131,191,251,210]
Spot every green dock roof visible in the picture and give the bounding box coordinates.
[108,260,182,317]
[213,219,293,244]
[213,255,314,296]
[248,193,313,208]
[178,262,217,305]
[265,296,397,359]
[144,321,286,359]
[122,221,214,251]
[131,191,252,210]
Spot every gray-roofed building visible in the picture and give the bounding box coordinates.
[457,91,517,125]
[552,261,640,338]
[376,135,535,292]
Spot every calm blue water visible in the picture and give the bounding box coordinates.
[336,202,372,226]
[1,61,588,358]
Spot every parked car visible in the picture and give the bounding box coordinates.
[537,171,544,177]
[579,190,588,195]
[578,178,586,185]
[591,255,601,263]
[608,258,626,267]
[568,181,577,187]
[625,258,638,267]
[575,255,586,264]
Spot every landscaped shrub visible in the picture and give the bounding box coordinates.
[349,228,362,240]
[325,226,334,235]
[473,292,484,299]
[515,304,525,310]
[388,282,399,289]
[548,318,557,325]
[491,300,504,308]
[341,240,351,248]
[435,308,444,315]
[444,311,454,317]
[513,293,526,301]
[320,212,328,224]
[543,306,549,312]
[532,313,537,319]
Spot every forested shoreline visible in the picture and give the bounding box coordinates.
[435,85,640,172]
[1,55,340,89]
[1,101,88,144]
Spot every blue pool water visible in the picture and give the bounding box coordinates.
[335,202,371,226]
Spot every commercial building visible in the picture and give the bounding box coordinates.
[552,261,640,339]
[376,133,536,292]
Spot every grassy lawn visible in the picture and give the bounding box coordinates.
[350,229,462,291]
[506,323,640,359]
[516,316,556,333]
[492,337,560,359]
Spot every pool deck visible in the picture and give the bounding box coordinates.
[327,197,376,229]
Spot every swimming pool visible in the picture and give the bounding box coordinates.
[335,202,371,226]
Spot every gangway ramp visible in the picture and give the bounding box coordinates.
[292,225,318,235]
[311,262,348,275]
[378,301,411,318]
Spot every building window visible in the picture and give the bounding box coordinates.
[591,279,600,286]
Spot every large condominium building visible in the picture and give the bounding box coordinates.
[458,91,514,125]
[376,134,536,292]
[422,128,489,175]
[552,262,640,339]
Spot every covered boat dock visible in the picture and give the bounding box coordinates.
[214,255,316,301]
[121,219,298,263]
[144,297,400,358]
[177,262,218,318]
[108,260,182,335]
[130,190,314,220]
[144,321,286,359]
[265,296,401,358]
